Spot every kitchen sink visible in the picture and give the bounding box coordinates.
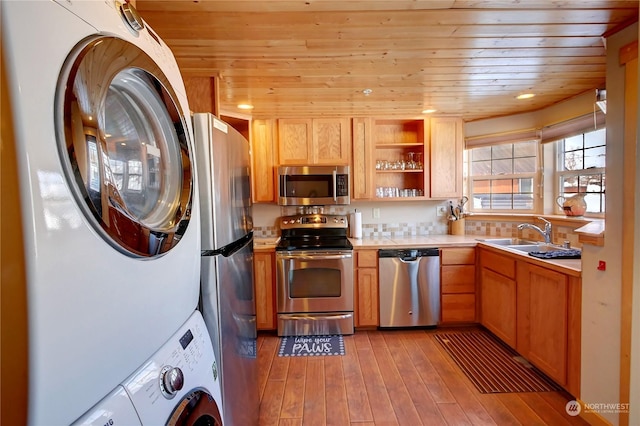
[476,237,537,246]
[506,244,568,253]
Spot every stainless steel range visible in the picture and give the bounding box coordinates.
[275,213,354,336]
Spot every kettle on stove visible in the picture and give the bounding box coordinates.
[556,193,587,217]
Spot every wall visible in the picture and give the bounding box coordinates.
[629,16,640,426]
[580,22,638,426]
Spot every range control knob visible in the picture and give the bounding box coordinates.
[159,365,184,399]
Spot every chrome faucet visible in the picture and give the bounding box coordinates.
[517,217,552,244]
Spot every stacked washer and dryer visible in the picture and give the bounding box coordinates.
[2,1,224,424]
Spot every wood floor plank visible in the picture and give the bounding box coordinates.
[281,357,307,419]
[537,392,591,425]
[437,402,472,426]
[418,332,498,425]
[341,335,374,423]
[368,332,423,425]
[353,330,373,350]
[259,378,286,426]
[302,358,326,426]
[356,332,399,424]
[474,393,524,425]
[495,393,548,425]
[269,343,291,382]
[258,334,279,400]
[278,418,302,426]
[382,332,447,425]
[517,393,574,426]
[324,355,350,425]
[399,331,457,404]
[258,330,585,426]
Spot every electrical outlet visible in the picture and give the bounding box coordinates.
[373,208,381,219]
[436,206,447,217]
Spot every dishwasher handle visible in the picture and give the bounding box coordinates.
[378,248,440,260]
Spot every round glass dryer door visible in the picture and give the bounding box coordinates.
[56,36,193,257]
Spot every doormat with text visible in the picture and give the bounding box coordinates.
[278,335,345,357]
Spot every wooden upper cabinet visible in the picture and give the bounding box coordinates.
[430,117,463,198]
[352,117,374,200]
[278,118,312,165]
[251,119,277,203]
[277,118,350,165]
[312,118,351,165]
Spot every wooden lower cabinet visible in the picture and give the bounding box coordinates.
[516,262,580,392]
[480,268,517,348]
[355,249,378,327]
[440,247,476,323]
[254,250,276,330]
[479,247,581,397]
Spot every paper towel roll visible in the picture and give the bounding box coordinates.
[350,211,362,239]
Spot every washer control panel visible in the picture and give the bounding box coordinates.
[122,311,218,425]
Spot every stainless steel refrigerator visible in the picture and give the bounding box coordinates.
[193,112,258,425]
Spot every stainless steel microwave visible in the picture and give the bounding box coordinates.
[277,165,350,206]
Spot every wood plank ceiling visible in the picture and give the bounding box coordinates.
[136,1,638,122]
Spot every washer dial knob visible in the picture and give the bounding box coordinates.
[159,365,184,399]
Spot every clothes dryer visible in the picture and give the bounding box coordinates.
[1,1,200,424]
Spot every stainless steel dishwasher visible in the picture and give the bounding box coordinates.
[378,248,440,327]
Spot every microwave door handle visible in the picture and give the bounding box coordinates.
[333,170,337,201]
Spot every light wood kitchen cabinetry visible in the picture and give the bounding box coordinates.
[352,117,375,200]
[372,118,429,200]
[277,118,351,165]
[354,249,378,327]
[254,249,276,330]
[478,246,582,397]
[430,117,463,199]
[440,247,476,323]
[479,249,517,348]
[251,119,277,203]
[516,262,581,394]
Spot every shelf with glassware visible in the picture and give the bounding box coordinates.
[374,143,427,200]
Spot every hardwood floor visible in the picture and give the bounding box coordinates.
[257,329,589,426]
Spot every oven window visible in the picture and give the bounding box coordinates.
[289,268,341,298]
[281,175,331,198]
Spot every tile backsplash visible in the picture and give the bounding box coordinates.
[252,202,587,247]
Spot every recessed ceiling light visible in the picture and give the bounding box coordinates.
[422,108,437,114]
[362,88,373,96]
[516,93,535,100]
[237,103,254,110]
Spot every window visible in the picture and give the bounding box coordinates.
[556,128,606,214]
[467,140,539,211]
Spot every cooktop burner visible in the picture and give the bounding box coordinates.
[276,213,352,251]
[276,236,353,251]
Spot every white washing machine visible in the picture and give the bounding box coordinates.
[1,1,201,424]
[73,311,223,426]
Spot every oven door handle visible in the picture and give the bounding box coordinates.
[279,313,353,321]
[278,253,352,260]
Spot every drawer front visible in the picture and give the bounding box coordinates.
[480,249,516,279]
[441,294,476,323]
[441,247,475,265]
[357,250,378,268]
[441,265,476,293]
